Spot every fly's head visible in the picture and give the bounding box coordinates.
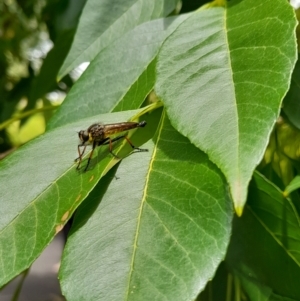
[78,130,90,144]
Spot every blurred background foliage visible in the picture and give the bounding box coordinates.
[0,0,87,156]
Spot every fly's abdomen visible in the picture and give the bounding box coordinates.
[103,121,147,137]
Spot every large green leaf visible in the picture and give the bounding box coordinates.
[58,0,179,79]
[49,15,189,130]
[155,0,297,214]
[59,111,233,301]
[226,172,300,300]
[0,108,155,287]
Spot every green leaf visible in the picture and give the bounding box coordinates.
[49,15,189,130]
[155,0,297,214]
[226,172,300,300]
[0,108,154,287]
[233,271,298,301]
[58,0,179,79]
[283,58,300,130]
[236,271,272,301]
[284,175,300,196]
[270,293,298,301]
[59,111,233,301]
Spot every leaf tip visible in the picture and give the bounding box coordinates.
[234,205,244,217]
[231,179,247,217]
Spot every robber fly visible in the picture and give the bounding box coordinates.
[75,121,148,171]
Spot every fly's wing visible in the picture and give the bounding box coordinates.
[102,122,142,137]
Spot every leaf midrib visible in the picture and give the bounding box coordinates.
[124,110,165,299]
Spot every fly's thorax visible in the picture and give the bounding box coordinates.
[88,123,105,141]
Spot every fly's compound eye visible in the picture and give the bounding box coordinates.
[78,130,89,143]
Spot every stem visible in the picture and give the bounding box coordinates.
[198,0,226,10]
[234,275,241,301]
[131,101,163,121]
[10,268,30,301]
[214,0,226,6]
[226,273,233,301]
[0,106,57,131]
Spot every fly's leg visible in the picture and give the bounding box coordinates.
[78,135,148,171]
[102,135,148,158]
[78,138,109,171]
[75,144,87,170]
[103,135,126,158]
[124,136,148,153]
[84,141,97,172]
